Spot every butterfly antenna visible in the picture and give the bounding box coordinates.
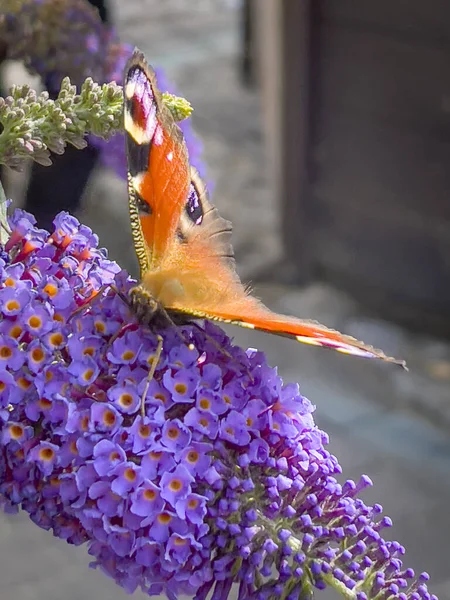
[109,284,131,306]
[140,334,164,417]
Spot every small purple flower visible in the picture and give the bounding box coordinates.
[110,462,143,497]
[68,356,100,386]
[180,442,212,477]
[68,334,103,362]
[242,398,268,431]
[107,384,140,415]
[92,440,126,476]
[0,336,25,371]
[22,302,54,335]
[39,276,73,309]
[1,421,33,446]
[196,388,228,416]
[27,340,49,374]
[130,481,164,519]
[165,532,202,565]
[161,419,191,452]
[106,522,135,558]
[140,378,172,409]
[268,409,298,439]
[90,403,123,434]
[168,343,199,369]
[219,410,251,446]
[135,538,159,567]
[0,286,31,316]
[160,464,194,508]
[163,368,199,404]
[0,370,17,407]
[148,510,187,544]
[107,330,142,365]
[184,407,219,439]
[141,449,176,480]
[176,493,207,525]
[88,481,123,517]
[126,415,159,454]
[27,441,59,476]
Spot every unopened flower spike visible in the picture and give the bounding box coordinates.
[162,92,193,122]
[0,206,438,600]
[0,80,192,171]
[0,0,204,179]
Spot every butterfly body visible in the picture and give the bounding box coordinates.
[123,49,405,368]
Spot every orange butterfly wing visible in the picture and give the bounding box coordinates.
[123,50,405,368]
[123,51,190,275]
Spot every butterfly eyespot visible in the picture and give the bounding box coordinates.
[185,184,203,225]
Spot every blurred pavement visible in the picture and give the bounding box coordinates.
[1,2,450,599]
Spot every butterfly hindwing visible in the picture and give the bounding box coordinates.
[124,49,405,368]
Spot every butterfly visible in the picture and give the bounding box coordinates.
[123,49,405,368]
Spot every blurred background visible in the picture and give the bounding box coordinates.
[1,1,450,599]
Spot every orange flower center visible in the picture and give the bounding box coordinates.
[31,347,45,362]
[169,479,182,492]
[199,398,210,410]
[139,425,151,437]
[39,447,54,461]
[43,283,58,297]
[38,398,52,410]
[103,410,116,426]
[124,468,136,482]
[187,451,199,464]
[5,300,20,311]
[0,346,12,359]
[9,424,23,439]
[167,427,179,439]
[144,489,156,501]
[49,332,63,346]
[10,325,23,339]
[120,393,133,407]
[28,316,41,329]
[94,321,106,333]
[158,512,171,524]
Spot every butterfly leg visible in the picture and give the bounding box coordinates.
[68,283,113,321]
[189,321,254,383]
[140,334,164,417]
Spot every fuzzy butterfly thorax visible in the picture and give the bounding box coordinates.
[123,49,406,368]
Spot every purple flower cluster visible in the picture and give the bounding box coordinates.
[0,211,437,600]
[1,0,207,181]
[1,0,110,88]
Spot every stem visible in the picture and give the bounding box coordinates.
[322,572,357,600]
[0,178,11,245]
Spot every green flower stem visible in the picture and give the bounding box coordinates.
[322,573,357,600]
[0,179,11,245]
[0,76,192,171]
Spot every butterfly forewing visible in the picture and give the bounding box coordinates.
[123,49,405,368]
[123,51,190,276]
